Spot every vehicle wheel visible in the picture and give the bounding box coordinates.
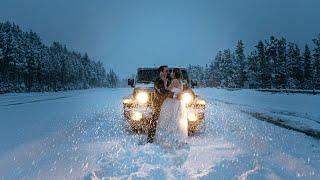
[131,127,139,133]
[132,127,147,134]
[188,129,195,136]
[189,122,206,136]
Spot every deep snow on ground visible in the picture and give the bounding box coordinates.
[0,88,319,179]
[201,88,320,136]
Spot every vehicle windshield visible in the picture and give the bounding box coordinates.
[137,69,189,83]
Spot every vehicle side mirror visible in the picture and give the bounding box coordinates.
[191,80,197,88]
[128,79,135,87]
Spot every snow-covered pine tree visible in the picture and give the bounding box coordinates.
[287,43,303,89]
[303,44,313,89]
[60,45,70,89]
[265,36,278,88]
[66,52,77,89]
[106,69,118,88]
[7,25,26,91]
[0,22,11,93]
[97,61,107,87]
[0,21,110,93]
[187,65,206,87]
[295,44,304,88]
[212,51,223,87]
[81,52,91,88]
[187,65,196,85]
[207,60,216,87]
[49,42,63,90]
[234,40,246,88]
[0,47,3,62]
[39,46,50,91]
[256,41,271,89]
[274,38,288,89]
[0,30,4,82]
[0,46,3,92]
[247,50,259,88]
[68,52,82,89]
[71,52,82,88]
[313,35,320,90]
[203,64,211,87]
[287,43,295,88]
[220,49,235,88]
[25,30,43,91]
[198,65,206,87]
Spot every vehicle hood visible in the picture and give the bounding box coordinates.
[134,83,154,92]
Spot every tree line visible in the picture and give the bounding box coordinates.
[2,21,319,92]
[0,21,119,93]
[188,35,320,90]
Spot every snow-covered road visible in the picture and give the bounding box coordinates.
[0,88,319,179]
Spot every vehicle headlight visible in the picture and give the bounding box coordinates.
[131,111,142,121]
[181,92,193,105]
[188,112,198,122]
[135,91,149,104]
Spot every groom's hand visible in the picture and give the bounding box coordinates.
[155,87,161,94]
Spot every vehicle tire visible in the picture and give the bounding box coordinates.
[188,129,195,136]
[131,126,139,133]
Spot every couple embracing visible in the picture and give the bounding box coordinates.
[147,65,188,149]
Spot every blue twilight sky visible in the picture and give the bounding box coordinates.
[1,0,320,77]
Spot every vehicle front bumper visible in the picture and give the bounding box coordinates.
[123,106,153,131]
[123,105,205,133]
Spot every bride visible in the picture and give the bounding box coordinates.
[155,68,188,149]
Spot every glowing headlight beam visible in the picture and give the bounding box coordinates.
[181,92,193,105]
[131,111,142,121]
[136,92,149,104]
[188,112,198,122]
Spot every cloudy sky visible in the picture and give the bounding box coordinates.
[1,0,320,77]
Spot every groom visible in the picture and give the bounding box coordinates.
[147,65,173,143]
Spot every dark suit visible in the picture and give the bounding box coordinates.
[147,77,173,143]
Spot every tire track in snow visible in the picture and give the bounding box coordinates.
[208,97,320,139]
[0,96,72,106]
[242,110,320,139]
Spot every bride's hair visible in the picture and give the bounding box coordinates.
[173,68,182,79]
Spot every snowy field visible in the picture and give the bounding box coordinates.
[0,88,319,179]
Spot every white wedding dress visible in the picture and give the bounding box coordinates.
[155,82,188,149]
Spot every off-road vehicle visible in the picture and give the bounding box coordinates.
[122,67,206,134]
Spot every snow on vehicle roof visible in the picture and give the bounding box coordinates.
[137,67,187,71]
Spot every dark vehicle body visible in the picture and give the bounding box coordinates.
[123,67,205,134]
